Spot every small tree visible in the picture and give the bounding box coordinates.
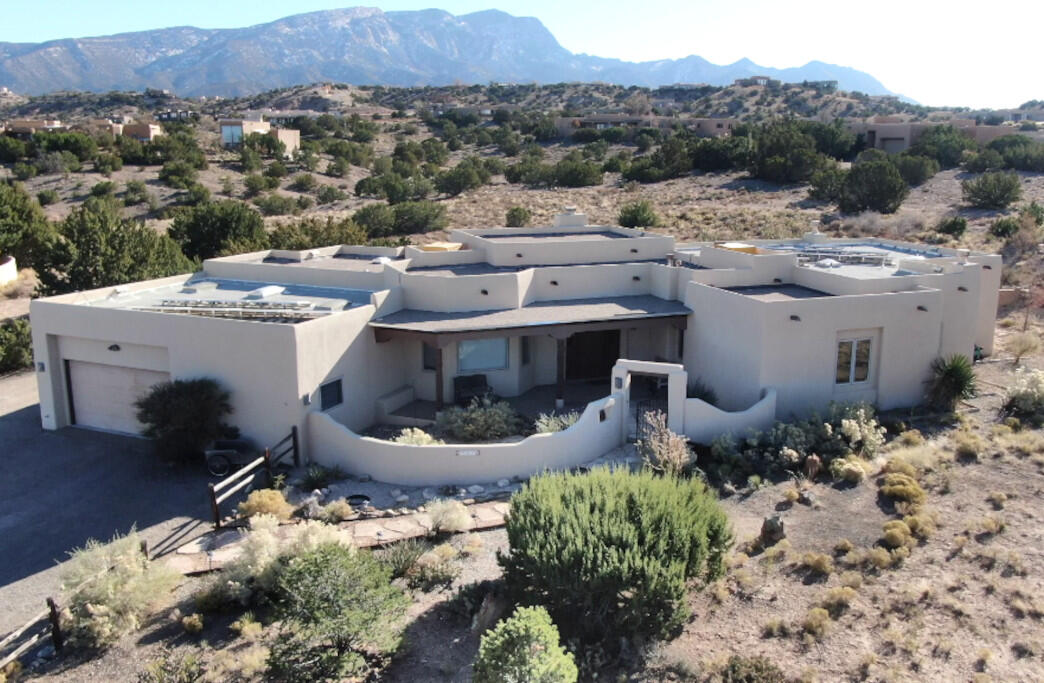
[168,200,268,260]
[637,410,691,477]
[808,165,847,202]
[268,544,409,681]
[839,161,909,214]
[925,354,976,412]
[0,181,55,271]
[962,171,1022,209]
[1008,332,1040,366]
[936,215,967,238]
[0,318,33,374]
[500,468,731,650]
[618,200,660,228]
[473,606,578,683]
[158,159,199,189]
[135,378,236,462]
[505,206,531,227]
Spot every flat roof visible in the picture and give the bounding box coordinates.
[262,253,401,273]
[481,230,626,242]
[406,258,664,277]
[724,284,832,302]
[88,278,373,324]
[370,295,691,334]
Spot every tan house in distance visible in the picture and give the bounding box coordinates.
[848,117,1023,154]
[219,117,300,157]
[120,123,165,142]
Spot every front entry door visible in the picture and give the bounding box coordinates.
[566,330,620,381]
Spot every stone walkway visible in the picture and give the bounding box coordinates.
[165,500,512,575]
[164,443,639,576]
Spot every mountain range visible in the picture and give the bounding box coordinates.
[0,7,898,98]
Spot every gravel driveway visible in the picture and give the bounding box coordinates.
[0,371,212,634]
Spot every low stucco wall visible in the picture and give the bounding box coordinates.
[308,393,625,486]
[683,389,777,445]
[0,255,16,286]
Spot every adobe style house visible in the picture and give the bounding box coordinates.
[847,117,1026,154]
[218,117,300,157]
[119,123,165,142]
[29,211,1001,485]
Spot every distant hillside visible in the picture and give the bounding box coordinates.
[0,7,899,98]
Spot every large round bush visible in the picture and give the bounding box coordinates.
[499,467,732,648]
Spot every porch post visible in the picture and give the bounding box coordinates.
[555,336,567,410]
[435,345,445,409]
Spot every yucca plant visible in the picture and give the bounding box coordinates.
[926,354,977,411]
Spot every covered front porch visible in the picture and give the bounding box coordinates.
[370,295,690,421]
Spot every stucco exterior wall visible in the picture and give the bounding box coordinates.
[308,393,625,486]
[0,255,17,286]
[684,389,777,444]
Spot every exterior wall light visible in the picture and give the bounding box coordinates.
[789,315,801,321]
[37,362,46,372]
[957,286,968,292]
[630,248,639,254]
[107,344,121,351]
[516,253,523,258]
[480,289,489,295]
[550,280,559,286]
[302,394,312,406]
[632,276,641,282]
[773,278,783,283]
[917,305,928,311]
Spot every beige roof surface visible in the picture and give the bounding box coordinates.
[370,295,690,334]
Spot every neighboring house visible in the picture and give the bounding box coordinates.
[689,118,738,138]
[218,118,300,157]
[120,123,165,142]
[553,114,676,137]
[30,209,1000,484]
[2,119,64,138]
[734,76,779,87]
[847,118,1026,153]
[156,110,198,122]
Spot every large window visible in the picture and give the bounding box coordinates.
[835,338,871,384]
[521,336,531,365]
[319,379,343,411]
[458,338,508,373]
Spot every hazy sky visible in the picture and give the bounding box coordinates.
[3,1,1040,109]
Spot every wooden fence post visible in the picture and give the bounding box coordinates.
[291,425,300,466]
[46,598,63,653]
[208,482,221,529]
[263,448,273,487]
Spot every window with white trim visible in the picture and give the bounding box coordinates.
[835,338,871,384]
[458,338,508,372]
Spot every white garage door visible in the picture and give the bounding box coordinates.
[67,360,170,435]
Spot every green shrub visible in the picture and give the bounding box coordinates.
[300,464,346,490]
[0,318,33,374]
[392,200,447,234]
[134,378,236,462]
[353,203,396,236]
[158,160,198,189]
[181,613,203,635]
[909,125,977,168]
[288,173,316,192]
[808,165,847,202]
[617,200,660,228]
[718,654,786,683]
[500,467,731,648]
[90,181,117,197]
[963,149,1004,173]
[243,174,267,197]
[553,159,603,187]
[962,171,1022,209]
[435,396,524,442]
[687,377,718,405]
[505,206,531,227]
[748,120,823,184]
[61,529,180,649]
[839,160,909,214]
[168,200,267,260]
[926,354,976,411]
[534,411,581,433]
[879,472,925,505]
[406,542,460,590]
[936,215,967,237]
[709,402,885,479]
[238,489,294,521]
[315,184,347,204]
[990,216,1021,238]
[1022,201,1044,226]
[473,606,578,683]
[890,154,939,186]
[268,544,409,681]
[253,193,299,216]
[94,152,123,176]
[1002,369,1044,426]
[36,189,59,206]
[377,538,429,579]
[123,180,149,206]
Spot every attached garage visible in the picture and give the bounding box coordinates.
[66,360,170,435]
